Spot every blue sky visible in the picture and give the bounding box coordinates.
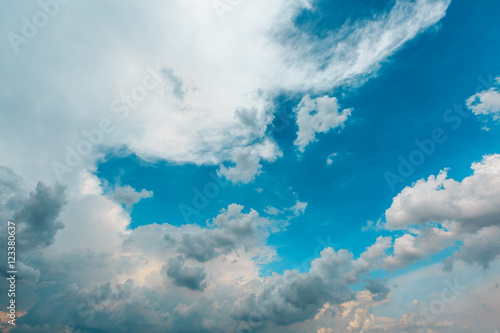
[2,0,500,332]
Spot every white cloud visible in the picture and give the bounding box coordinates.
[111,185,153,208]
[294,95,352,152]
[0,0,451,186]
[217,139,282,183]
[466,77,500,120]
[384,228,455,271]
[264,206,283,216]
[385,154,500,232]
[326,152,338,165]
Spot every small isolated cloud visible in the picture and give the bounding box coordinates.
[289,200,308,216]
[326,152,338,165]
[111,185,153,208]
[294,95,352,152]
[466,77,500,120]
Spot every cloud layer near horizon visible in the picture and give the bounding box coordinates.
[1,154,499,332]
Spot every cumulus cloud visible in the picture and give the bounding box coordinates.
[6,168,496,332]
[5,189,404,332]
[0,166,26,223]
[173,203,282,264]
[0,167,67,252]
[384,154,500,270]
[453,226,500,269]
[294,95,351,152]
[312,290,396,333]
[385,154,500,232]
[217,139,282,183]
[12,182,66,252]
[0,0,451,186]
[232,248,356,326]
[6,143,500,332]
[364,279,391,302]
[164,256,207,291]
[384,228,455,271]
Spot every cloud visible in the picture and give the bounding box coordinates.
[5,189,403,332]
[161,68,187,100]
[351,236,392,279]
[217,139,282,183]
[164,256,207,291]
[0,166,26,223]
[6,152,500,332]
[385,154,500,232]
[0,0,458,331]
[289,200,308,216]
[383,154,500,270]
[466,77,500,120]
[232,248,356,326]
[12,182,66,252]
[312,290,396,333]
[0,0,451,185]
[0,167,67,252]
[364,279,391,302]
[111,185,153,208]
[384,227,455,271]
[453,226,500,269]
[264,199,308,219]
[176,234,219,263]
[364,260,500,333]
[294,95,352,152]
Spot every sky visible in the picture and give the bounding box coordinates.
[1,0,500,332]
